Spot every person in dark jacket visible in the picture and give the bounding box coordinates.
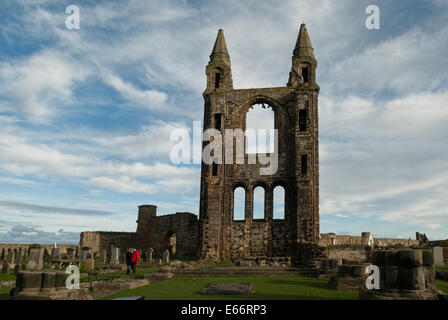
[125,248,133,275]
[131,248,140,274]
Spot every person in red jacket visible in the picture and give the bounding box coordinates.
[130,248,140,274]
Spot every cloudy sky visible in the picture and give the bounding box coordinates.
[0,0,447,244]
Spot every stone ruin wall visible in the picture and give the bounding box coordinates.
[79,231,136,255]
[229,220,289,258]
[320,233,420,247]
[0,243,78,259]
[79,206,199,259]
[140,212,199,258]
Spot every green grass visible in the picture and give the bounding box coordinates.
[99,276,359,300]
[435,263,448,270]
[81,267,160,283]
[436,280,448,293]
[0,287,12,300]
[0,271,16,282]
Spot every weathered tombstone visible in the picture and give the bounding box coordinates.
[14,248,22,265]
[6,249,15,265]
[2,261,10,274]
[26,244,44,270]
[43,249,51,263]
[66,248,75,260]
[51,247,61,260]
[162,249,170,264]
[85,258,95,271]
[433,246,444,266]
[80,247,91,261]
[14,263,22,275]
[99,250,107,264]
[110,247,120,265]
[149,248,154,264]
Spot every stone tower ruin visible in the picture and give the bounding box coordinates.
[198,24,320,260]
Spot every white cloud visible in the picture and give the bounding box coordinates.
[0,50,88,123]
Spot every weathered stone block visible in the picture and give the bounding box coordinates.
[385,250,400,266]
[422,266,435,287]
[399,250,422,267]
[384,266,399,290]
[421,249,434,266]
[399,267,425,290]
[16,271,42,292]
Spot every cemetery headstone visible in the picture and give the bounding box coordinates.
[26,245,44,270]
[162,249,170,264]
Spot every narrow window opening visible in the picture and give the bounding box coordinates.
[214,113,222,130]
[215,73,221,88]
[301,67,309,83]
[253,186,265,220]
[233,187,246,221]
[212,163,218,176]
[301,154,308,174]
[299,109,307,131]
[273,186,285,219]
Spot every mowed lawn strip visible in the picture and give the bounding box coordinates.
[99,276,359,300]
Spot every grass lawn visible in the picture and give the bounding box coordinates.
[436,264,448,270]
[81,267,160,283]
[0,271,16,282]
[0,287,12,300]
[99,276,359,300]
[436,280,448,293]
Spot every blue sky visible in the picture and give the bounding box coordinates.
[0,0,447,243]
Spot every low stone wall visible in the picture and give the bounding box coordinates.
[324,245,371,262]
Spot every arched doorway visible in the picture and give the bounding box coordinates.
[162,231,176,256]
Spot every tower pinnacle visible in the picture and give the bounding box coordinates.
[210,29,230,63]
[293,23,314,58]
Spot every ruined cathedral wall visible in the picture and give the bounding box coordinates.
[229,220,289,258]
[140,212,199,258]
[79,231,136,255]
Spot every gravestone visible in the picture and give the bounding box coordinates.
[66,248,76,260]
[80,247,91,261]
[200,283,254,295]
[158,258,162,265]
[51,248,61,260]
[43,249,51,263]
[99,250,107,264]
[26,245,44,270]
[14,248,22,265]
[2,261,10,274]
[433,246,444,266]
[14,263,22,275]
[110,247,120,265]
[6,250,15,265]
[85,258,95,271]
[149,248,154,264]
[162,249,170,264]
